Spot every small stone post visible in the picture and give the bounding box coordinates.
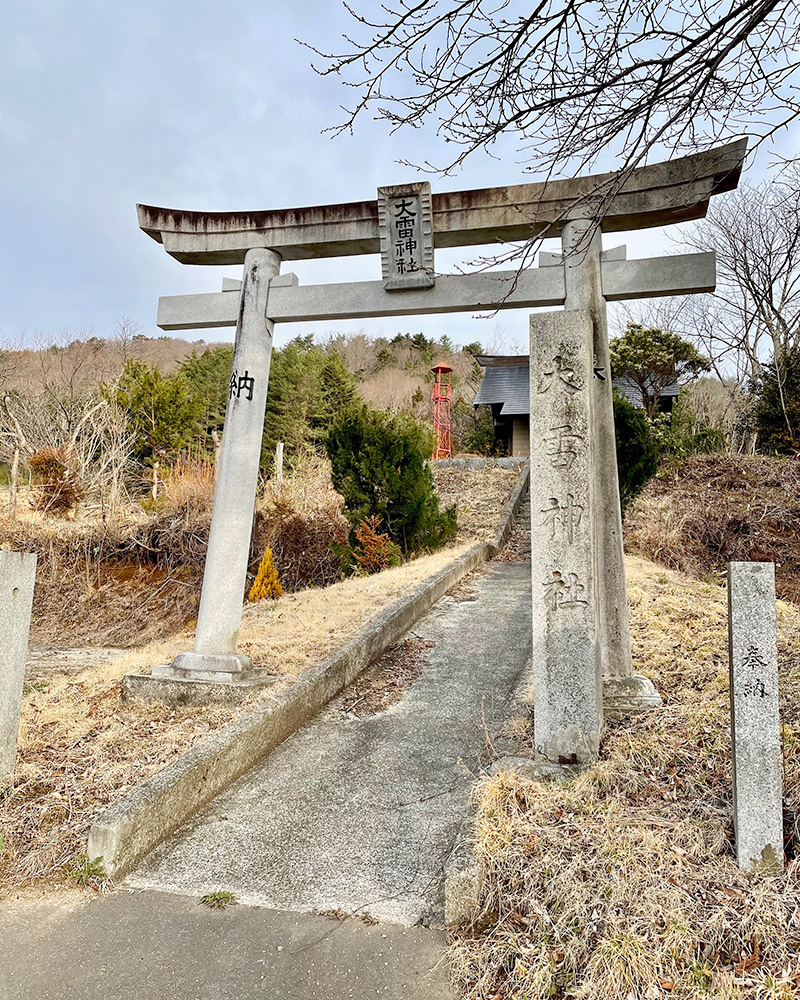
[154,247,281,683]
[530,309,602,764]
[274,441,284,499]
[728,561,784,872]
[0,551,37,777]
[562,220,661,714]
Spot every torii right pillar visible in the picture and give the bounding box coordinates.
[563,219,661,719]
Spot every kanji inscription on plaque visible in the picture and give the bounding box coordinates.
[377,182,435,290]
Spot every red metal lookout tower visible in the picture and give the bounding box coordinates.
[431,362,453,460]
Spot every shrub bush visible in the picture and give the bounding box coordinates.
[248,546,284,601]
[254,500,348,593]
[27,446,83,515]
[325,404,457,554]
[351,516,401,575]
[612,390,658,518]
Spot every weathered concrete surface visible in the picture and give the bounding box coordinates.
[177,247,281,675]
[0,551,37,777]
[122,670,278,708]
[95,463,528,875]
[25,644,128,682]
[138,140,746,264]
[91,543,495,878]
[603,673,662,716]
[378,181,435,289]
[529,310,602,764]
[562,220,633,683]
[444,812,485,930]
[728,561,784,873]
[0,891,452,1000]
[125,563,532,926]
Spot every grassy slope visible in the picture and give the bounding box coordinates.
[625,455,800,603]
[454,556,800,1000]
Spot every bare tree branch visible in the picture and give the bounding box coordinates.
[304,1,799,177]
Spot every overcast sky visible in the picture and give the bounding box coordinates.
[1,2,796,353]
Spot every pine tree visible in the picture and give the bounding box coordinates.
[326,404,457,555]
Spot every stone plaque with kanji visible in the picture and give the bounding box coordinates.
[377,182,435,290]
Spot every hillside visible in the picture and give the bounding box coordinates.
[624,454,800,602]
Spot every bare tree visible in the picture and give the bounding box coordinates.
[308,1,799,179]
[671,168,800,449]
[681,167,800,381]
[111,316,144,367]
[0,335,30,392]
[0,391,134,518]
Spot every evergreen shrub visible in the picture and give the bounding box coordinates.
[248,546,284,601]
[752,346,800,454]
[613,390,658,517]
[325,404,457,555]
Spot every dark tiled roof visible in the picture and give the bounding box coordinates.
[475,354,530,368]
[474,365,531,415]
[474,366,680,415]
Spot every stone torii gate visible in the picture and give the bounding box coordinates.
[137,140,746,758]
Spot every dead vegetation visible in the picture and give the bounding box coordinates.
[0,462,517,898]
[0,542,476,900]
[0,457,516,647]
[432,463,520,544]
[625,454,800,602]
[336,635,434,717]
[454,556,800,1000]
[0,690,235,898]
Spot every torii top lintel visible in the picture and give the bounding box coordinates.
[137,140,746,266]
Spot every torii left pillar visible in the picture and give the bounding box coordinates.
[152,248,281,684]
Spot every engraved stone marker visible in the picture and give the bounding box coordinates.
[377,182,435,290]
[0,551,37,777]
[530,310,602,764]
[728,561,784,872]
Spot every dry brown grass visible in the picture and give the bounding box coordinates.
[0,459,519,899]
[258,452,344,516]
[453,556,800,1000]
[432,464,520,544]
[255,456,348,593]
[0,684,235,901]
[0,455,519,647]
[119,542,475,679]
[158,453,217,516]
[625,455,800,602]
[0,543,473,900]
[0,511,202,647]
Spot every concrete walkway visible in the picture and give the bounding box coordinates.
[1,560,532,999]
[0,890,452,1000]
[127,561,532,925]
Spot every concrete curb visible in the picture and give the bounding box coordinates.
[88,464,530,880]
[432,457,526,469]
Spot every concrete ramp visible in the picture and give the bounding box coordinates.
[126,562,532,926]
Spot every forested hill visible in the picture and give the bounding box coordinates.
[0,329,490,477]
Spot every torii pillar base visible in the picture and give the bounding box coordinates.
[123,656,275,707]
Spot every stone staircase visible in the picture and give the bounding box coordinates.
[500,485,531,561]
